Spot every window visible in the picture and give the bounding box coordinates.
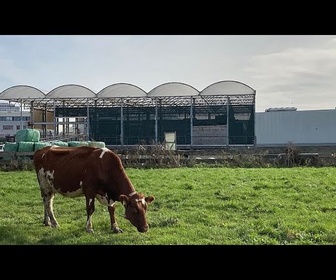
[3,125,13,130]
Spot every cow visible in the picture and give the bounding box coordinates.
[33,145,155,233]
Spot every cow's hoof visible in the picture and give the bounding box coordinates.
[47,222,59,228]
[112,227,123,233]
[86,228,94,234]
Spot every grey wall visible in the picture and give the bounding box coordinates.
[255,109,336,145]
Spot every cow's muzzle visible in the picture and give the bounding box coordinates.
[138,225,149,233]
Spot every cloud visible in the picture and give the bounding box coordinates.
[1,35,336,112]
[245,38,336,111]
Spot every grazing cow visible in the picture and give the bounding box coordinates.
[33,145,155,233]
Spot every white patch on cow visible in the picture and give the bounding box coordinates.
[44,170,55,189]
[45,170,54,180]
[38,167,45,177]
[38,167,50,191]
[96,194,115,207]
[136,198,146,205]
[89,198,93,205]
[99,148,109,159]
[42,153,46,158]
[80,181,83,187]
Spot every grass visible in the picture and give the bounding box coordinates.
[0,167,336,245]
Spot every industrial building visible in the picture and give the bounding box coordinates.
[0,81,256,148]
[0,81,335,148]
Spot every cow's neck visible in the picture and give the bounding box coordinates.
[117,175,136,196]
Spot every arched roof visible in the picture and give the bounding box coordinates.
[45,84,96,99]
[97,83,147,98]
[200,80,255,96]
[0,80,255,109]
[148,82,199,97]
[0,85,45,100]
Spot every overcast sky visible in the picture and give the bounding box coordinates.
[0,35,335,112]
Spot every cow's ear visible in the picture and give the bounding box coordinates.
[145,196,155,204]
[119,194,128,205]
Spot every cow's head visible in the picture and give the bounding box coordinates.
[119,192,155,233]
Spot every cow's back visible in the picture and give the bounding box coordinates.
[33,145,104,195]
[33,145,128,195]
[34,145,98,171]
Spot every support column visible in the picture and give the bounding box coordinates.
[155,98,158,144]
[226,96,230,146]
[120,99,124,146]
[190,96,194,147]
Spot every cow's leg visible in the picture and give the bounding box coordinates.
[85,197,95,233]
[37,170,59,228]
[40,189,59,228]
[108,204,123,233]
[42,195,51,226]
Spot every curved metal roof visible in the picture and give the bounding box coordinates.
[148,82,199,97]
[0,85,46,100]
[200,80,255,95]
[46,84,96,98]
[97,83,147,98]
[0,80,255,109]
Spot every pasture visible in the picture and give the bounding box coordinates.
[0,167,336,245]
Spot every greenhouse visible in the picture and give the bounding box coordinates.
[0,80,256,148]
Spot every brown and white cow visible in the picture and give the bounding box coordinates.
[33,145,154,233]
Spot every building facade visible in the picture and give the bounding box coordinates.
[0,102,30,138]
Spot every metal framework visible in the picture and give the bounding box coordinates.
[0,81,256,148]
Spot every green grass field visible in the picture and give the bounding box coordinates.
[1,167,336,245]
